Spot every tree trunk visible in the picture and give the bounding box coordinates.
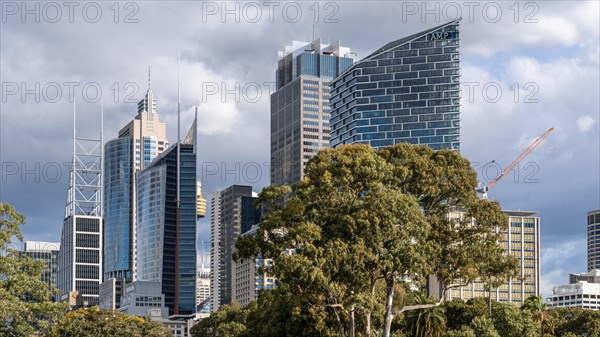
[365,312,372,337]
[365,274,376,337]
[333,307,346,337]
[382,276,395,337]
[349,305,355,337]
[488,289,492,317]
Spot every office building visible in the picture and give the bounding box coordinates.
[547,281,600,310]
[21,241,60,291]
[98,278,127,309]
[232,226,275,307]
[136,116,197,316]
[330,20,460,150]
[103,72,169,284]
[58,108,103,306]
[445,210,540,305]
[209,185,260,312]
[196,267,210,312]
[119,281,169,317]
[271,39,354,185]
[571,269,600,284]
[210,191,221,313]
[589,209,600,271]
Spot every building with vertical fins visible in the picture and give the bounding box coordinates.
[103,70,169,287]
[58,105,103,307]
[210,191,221,313]
[270,39,354,186]
[209,185,260,312]
[136,114,197,316]
[21,241,60,296]
[588,209,600,271]
[444,210,541,305]
[330,20,461,150]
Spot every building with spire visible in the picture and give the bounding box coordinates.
[57,104,103,307]
[136,113,198,316]
[103,69,169,285]
[100,69,169,309]
[270,39,354,186]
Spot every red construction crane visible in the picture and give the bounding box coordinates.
[478,127,554,198]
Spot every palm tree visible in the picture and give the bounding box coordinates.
[522,295,555,337]
[404,291,446,337]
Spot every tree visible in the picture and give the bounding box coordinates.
[191,302,249,337]
[47,306,172,337]
[522,296,554,337]
[550,307,600,337]
[402,291,446,337]
[0,203,68,336]
[236,144,518,337]
[469,316,500,337]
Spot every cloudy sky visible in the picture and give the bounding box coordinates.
[1,1,598,296]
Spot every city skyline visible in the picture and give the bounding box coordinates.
[1,1,599,298]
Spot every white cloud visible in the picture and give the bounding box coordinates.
[540,238,587,298]
[577,115,596,133]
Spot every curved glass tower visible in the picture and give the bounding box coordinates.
[330,20,461,151]
[103,138,133,280]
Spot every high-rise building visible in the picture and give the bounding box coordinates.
[136,116,197,316]
[209,185,260,312]
[196,267,210,312]
[58,107,103,306]
[210,191,221,313]
[588,209,600,271]
[21,241,60,291]
[445,210,541,305]
[330,20,460,150]
[232,226,275,308]
[270,39,354,186]
[103,72,169,284]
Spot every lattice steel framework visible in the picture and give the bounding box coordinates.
[65,102,103,218]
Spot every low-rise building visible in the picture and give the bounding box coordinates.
[546,281,600,310]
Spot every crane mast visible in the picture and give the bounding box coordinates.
[478,127,554,198]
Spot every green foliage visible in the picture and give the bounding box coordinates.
[236,144,517,337]
[522,295,555,337]
[0,203,68,336]
[443,326,476,337]
[47,306,172,337]
[550,307,600,337]
[469,316,500,337]
[402,292,446,337]
[191,302,249,337]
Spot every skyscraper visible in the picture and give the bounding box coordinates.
[270,39,354,186]
[589,209,600,271]
[209,185,260,312]
[136,117,197,316]
[103,72,169,285]
[445,210,541,305]
[330,20,460,150]
[21,241,60,291]
[58,105,103,306]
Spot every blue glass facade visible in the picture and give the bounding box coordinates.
[136,143,197,315]
[330,20,461,151]
[103,138,133,280]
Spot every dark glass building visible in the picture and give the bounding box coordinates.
[136,121,197,316]
[209,185,260,312]
[271,40,353,186]
[330,20,461,150]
